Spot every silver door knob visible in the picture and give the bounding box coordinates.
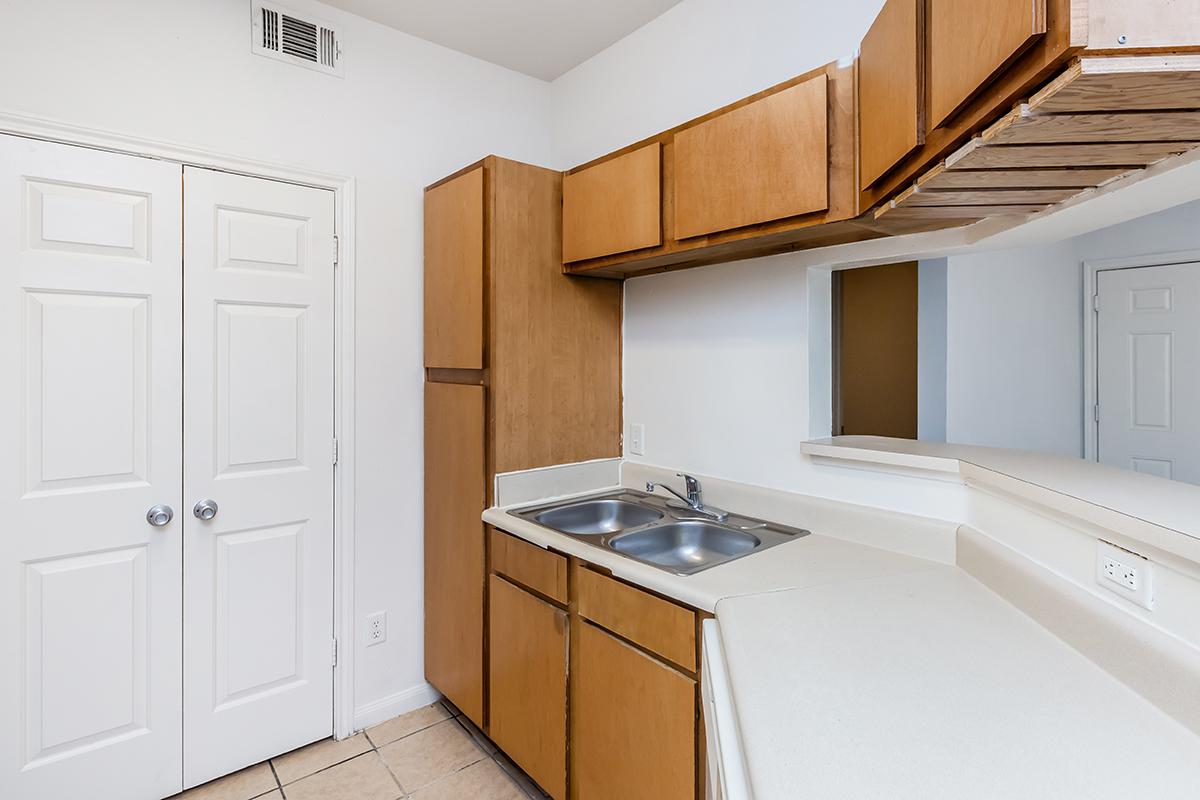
[146,505,174,527]
[193,499,219,521]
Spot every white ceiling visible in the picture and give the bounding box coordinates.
[323,0,684,81]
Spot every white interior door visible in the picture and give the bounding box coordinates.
[0,135,183,799]
[182,167,336,786]
[1097,262,1200,484]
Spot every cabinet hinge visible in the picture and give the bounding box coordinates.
[332,638,338,667]
[333,234,340,268]
[333,438,339,465]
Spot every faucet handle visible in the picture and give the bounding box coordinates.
[677,473,700,494]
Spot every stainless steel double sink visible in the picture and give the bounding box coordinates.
[510,490,809,576]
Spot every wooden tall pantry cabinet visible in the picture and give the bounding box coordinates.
[423,157,622,728]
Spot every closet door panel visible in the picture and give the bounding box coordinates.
[182,167,336,788]
[0,135,184,800]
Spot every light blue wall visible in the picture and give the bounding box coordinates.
[917,259,948,442]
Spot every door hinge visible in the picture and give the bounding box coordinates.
[333,234,340,268]
[1093,293,1100,312]
[333,437,339,465]
[332,638,338,667]
[1094,404,1100,423]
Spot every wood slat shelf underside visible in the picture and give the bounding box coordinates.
[877,54,1200,228]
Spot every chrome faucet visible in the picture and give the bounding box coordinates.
[645,473,728,522]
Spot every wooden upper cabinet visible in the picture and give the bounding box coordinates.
[424,167,484,369]
[859,0,924,190]
[563,144,661,263]
[928,0,1047,129]
[674,75,829,239]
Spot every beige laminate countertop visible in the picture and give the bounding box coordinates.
[714,566,1200,799]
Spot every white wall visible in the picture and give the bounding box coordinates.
[1075,197,1200,262]
[918,259,948,442]
[1,0,553,722]
[550,0,884,168]
[623,255,811,490]
[944,241,1083,457]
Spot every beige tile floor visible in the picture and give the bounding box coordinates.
[172,700,551,800]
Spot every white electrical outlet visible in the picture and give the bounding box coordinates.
[1095,540,1154,610]
[629,423,645,456]
[366,611,387,646]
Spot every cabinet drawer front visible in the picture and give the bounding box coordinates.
[575,567,696,671]
[490,529,568,604]
[859,0,924,189]
[563,144,662,263]
[575,623,696,800]
[424,167,483,369]
[489,575,567,800]
[928,0,1046,129]
[673,75,829,239]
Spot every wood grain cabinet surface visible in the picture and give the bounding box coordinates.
[928,0,1047,128]
[423,167,483,369]
[489,575,568,800]
[674,75,830,239]
[423,382,486,726]
[573,622,696,800]
[423,156,622,738]
[575,567,696,671]
[859,0,924,189]
[562,143,661,263]
[491,528,568,604]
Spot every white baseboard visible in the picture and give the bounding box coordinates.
[352,682,441,733]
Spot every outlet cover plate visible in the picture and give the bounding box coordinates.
[629,423,645,456]
[1095,540,1154,610]
[366,611,387,646]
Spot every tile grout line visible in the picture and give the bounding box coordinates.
[266,759,285,799]
[248,702,544,800]
[366,725,409,799]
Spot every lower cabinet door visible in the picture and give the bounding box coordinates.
[424,382,486,725]
[488,575,568,799]
[575,622,696,800]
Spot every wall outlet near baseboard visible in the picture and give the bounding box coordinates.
[366,611,387,645]
[1096,540,1154,610]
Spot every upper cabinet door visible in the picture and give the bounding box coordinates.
[859,0,924,190]
[424,167,484,369]
[563,144,661,263]
[673,75,829,239]
[928,0,1047,129]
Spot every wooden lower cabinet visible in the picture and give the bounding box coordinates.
[423,382,486,726]
[488,575,568,800]
[573,621,697,800]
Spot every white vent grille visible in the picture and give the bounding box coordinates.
[252,1,342,77]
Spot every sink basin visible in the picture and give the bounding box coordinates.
[534,498,663,536]
[511,489,808,575]
[609,521,760,572]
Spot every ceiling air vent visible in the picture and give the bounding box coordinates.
[251,1,343,77]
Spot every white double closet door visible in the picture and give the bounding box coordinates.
[0,135,336,799]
